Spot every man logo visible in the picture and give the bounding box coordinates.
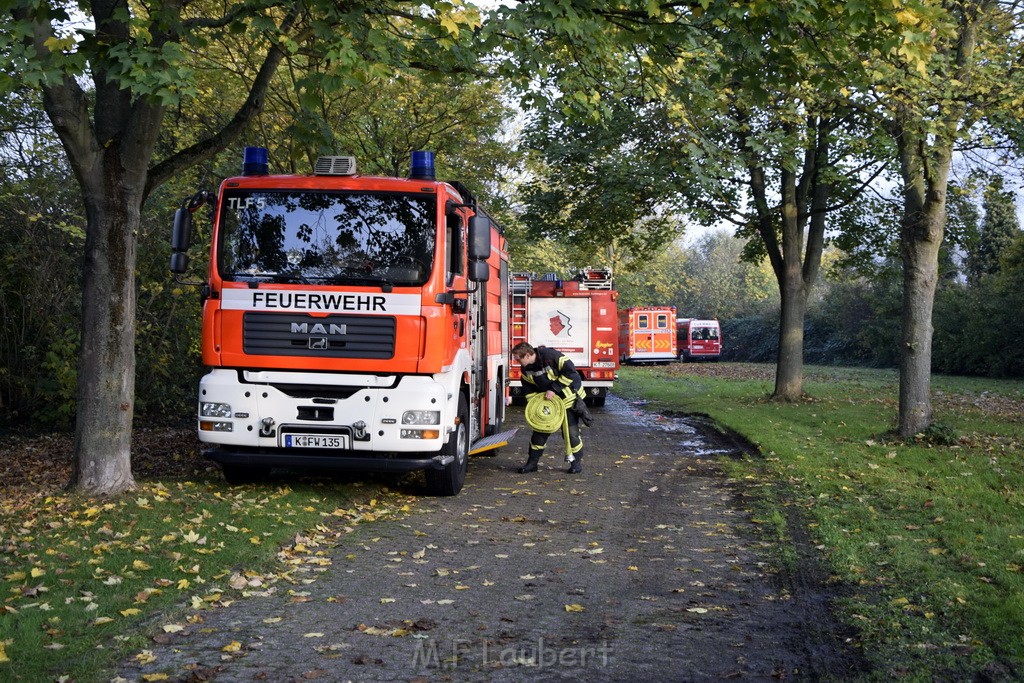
[292,322,347,335]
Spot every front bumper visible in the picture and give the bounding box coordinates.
[205,448,454,472]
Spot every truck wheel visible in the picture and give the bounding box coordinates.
[222,464,270,486]
[425,394,468,496]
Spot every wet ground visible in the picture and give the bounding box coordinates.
[116,394,866,682]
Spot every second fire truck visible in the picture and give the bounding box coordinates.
[509,268,618,407]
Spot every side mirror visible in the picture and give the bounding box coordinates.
[171,208,193,252]
[468,215,491,261]
[469,260,490,283]
[170,251,190,274]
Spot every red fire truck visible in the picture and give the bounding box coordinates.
[169,148,515,495]
[618,306,678,364]
[677,318,722,361]
[509,267,618,407]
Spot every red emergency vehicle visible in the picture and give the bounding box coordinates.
[509,267,618,406]
[169,148,515,495]
[618,306,678,364]
[677,318,722,361]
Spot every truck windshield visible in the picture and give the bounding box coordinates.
[218,190,436,285]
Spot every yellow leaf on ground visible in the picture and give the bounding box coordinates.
[120,608,142,617]
[142,674,169,682]
[221,641,242,652]
[0,642,9,663]
[564,604,586,612]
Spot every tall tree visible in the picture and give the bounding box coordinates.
[966,175,1021,283]
[0,0,483,494]
[498,1,889,400]
[868,0,1024,435]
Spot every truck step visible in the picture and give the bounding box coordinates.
[470,428,519,456]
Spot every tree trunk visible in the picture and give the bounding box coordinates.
[41,80,164,495]
[71,176,140,494]
[744,117,830,402]
[62,119,161,494]
[895,129,950,437]
[775,266,808,400]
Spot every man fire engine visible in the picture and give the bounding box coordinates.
[170,148,515,495]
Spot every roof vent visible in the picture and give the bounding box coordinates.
[314,156,357,176]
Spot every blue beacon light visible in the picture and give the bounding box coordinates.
[409,151,436,180]
[242,146,269,176]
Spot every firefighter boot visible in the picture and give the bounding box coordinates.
[518,453,541,474]
[567,455,583,474]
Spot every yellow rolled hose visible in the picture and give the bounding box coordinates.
[524,393,574,458]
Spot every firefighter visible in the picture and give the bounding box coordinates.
[511,341,592,474]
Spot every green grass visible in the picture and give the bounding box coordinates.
[616,363,1024,681]
[0,477,412,682]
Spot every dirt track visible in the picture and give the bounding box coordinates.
[116,393,866,682]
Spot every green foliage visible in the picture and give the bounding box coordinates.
[966,175,1022,284]
[721,311,779,363]
[517,99,688,268]
[0,99,84,427]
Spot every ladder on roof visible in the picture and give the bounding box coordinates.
[510,272,532,351]
[576,266,613,290]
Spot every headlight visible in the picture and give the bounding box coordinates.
[401,410,440,425]
[200,402,233,418]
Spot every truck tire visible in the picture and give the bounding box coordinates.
[425,393,468,496]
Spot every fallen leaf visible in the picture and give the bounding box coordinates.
[564,604,585,612]
[222,641,242,653]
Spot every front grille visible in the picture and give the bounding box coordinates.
[243,312,396,359]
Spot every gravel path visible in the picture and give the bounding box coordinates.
[116,394,865,682]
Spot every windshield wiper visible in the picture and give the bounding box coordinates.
[342,275,394,292]
[268,268,311,285]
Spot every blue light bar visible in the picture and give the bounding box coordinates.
[242,146,268,176]
[409,151,435,180]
